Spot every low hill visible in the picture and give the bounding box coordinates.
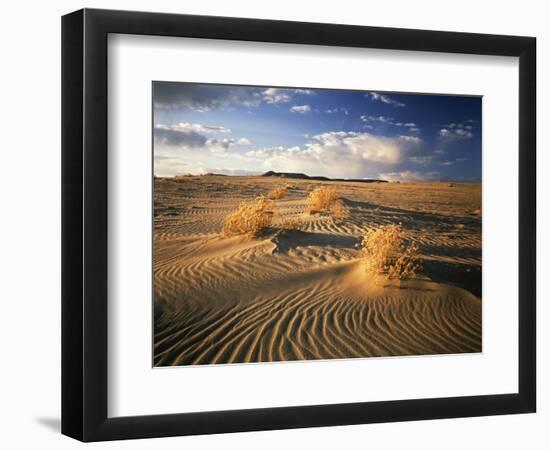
[261,171,387,183]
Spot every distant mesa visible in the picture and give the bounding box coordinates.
[261,171,387,184]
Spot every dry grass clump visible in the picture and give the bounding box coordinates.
[308,187,338,214]
[308,187,347,220]
[282,217,305,231]
[329,200,348,221]
[267,187,286,200]
[223,196,274,237]
[361,224,421,279]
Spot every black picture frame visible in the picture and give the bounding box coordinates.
[62,8,536,442]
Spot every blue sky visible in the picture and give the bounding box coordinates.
[153,82,481,182]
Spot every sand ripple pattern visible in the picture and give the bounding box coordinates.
[155,278,481,366]
[154,176,482,366]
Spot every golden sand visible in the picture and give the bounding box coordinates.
[153,175,481,366]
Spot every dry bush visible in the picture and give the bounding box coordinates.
[308,187,338,214]
[282,217,304,231]
[329,200,348,221]
[308,187,348,220]
[267,187,286,200]
[223,196,274,237]
[361,224,421,279]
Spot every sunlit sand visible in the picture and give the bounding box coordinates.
[153,174,481,366]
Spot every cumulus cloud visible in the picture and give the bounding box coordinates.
[380,170,441,182]
[204,138,240,153]
[368,92,406,107]
[290,105,311,114]
[245,131,422,179]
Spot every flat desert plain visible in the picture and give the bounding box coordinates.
[153,175,481,366]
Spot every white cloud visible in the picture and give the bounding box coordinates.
[325,107,349,115]
[361,115,393,123]
[380,170,441,182]
[262,88,292,104]
[156,122,231,134]
[361,116,420,133]
[205,138,251,153]
[154,123,250,153]
[290,105,311,114]
[368,92,406,107]
[439,127,474,140]
[244,131,422,179]
[398,135,422,144]
[260,88,313,104]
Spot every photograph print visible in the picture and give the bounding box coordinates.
[153,82,482,367]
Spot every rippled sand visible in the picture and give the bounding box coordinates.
[153,175,481,366]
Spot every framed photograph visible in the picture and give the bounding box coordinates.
[62,8,536,441]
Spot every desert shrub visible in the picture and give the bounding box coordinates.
[329,199,348,221]
[223,196,274,237]
[308,187,348,220]
[361,224,421,279]
[308,187,338,214]
[267,187,286,200]
[282,217,304,231]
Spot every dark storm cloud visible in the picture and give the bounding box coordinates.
[152,82,311,111]
[153,82,242,111]
[153,126,207,147]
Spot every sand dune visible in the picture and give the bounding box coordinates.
[153,175,481,366]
